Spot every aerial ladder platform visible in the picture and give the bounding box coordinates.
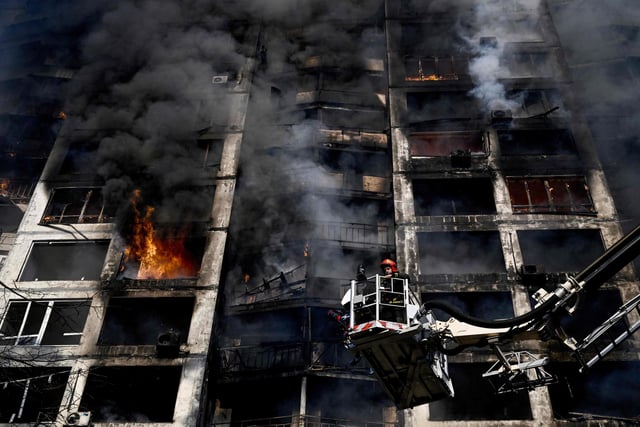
[333,223,640,409]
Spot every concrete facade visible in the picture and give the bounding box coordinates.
[1,1,639,426]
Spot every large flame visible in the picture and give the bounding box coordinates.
[124,190,197,279]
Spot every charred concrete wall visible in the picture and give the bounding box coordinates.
[1,1,640,426]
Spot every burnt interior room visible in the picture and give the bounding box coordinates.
[506,175,594,215]
[497,128,578,156]
[80,366,182,422]
[417,231,505,275]
[221,308,304,347]
[406,91,481,124]
[403,54,470,81]
[421,291,514,322]
[19,240,110,281]
[413,178,496,216]
[298,105,386,131]
[0,299,90,345]
[547,361,640,420]
[315,149,391,190]
[428,363,532,421]
[215,378,300,422]
[408,131,485,157]
[97,297,194,346]
[116,232,207,281]
[306,377,392,421]
[400,20,469,55]
[41,187,116,224]
[517,228,604,275]
[501,51,554,78]
[0,368,70,423]
[504,88,565,118]
[196,138,224,171]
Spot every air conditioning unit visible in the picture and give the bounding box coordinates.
[65,411,91,426]
[211,75,229,84]
[490,109,513,125]
[156,329,181,358]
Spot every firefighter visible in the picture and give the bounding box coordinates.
[380,258,409,283]
[379,258,409,323]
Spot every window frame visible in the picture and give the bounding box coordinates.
[506,176,595,215]
[0,299,90,346]
[41,187,114,225]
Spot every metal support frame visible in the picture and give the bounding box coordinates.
[482,345,557,394]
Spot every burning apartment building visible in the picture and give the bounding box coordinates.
[0,0,639,426]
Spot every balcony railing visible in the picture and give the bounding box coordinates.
[213,414,397,427]
[311,221,394,247]
[219,342,307,373]
[218,341,360,375]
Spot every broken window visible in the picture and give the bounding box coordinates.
[400,22,465,53]
[548,361,640,421]
[220,310,306,372]
[406,92,480,124]
[216,378,300,421]
[196,138,224,171]
[41,187,116,224]
[224,309,304,346]
[404,55,469,81]
[502,52,553,77]
[418,231,505,275]
[517,228,604,274]
[0,368,70,423]
[507,176,595,214]
[19,240,109,281]
[422,291,514,322]
[0,299,90,345]
[409,131,484,157]
[313,150,391,193]
[97,297,194,345]
[505,89,564,117]
[428,363,532,420]
[309,107,386,132]
[413,178,496,215]
[307,377,392,422]
[117,232,206,281]
[498,128,578,156]
[80,366,181,422]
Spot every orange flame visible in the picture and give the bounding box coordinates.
[124,190,197,279]
[57,111,67,120]
[0,179,8,197]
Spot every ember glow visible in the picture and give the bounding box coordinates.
[123,190,198,279]
[0,179,8,197]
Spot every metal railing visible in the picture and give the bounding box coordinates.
[212,414,398,427]
[312,221,393,247]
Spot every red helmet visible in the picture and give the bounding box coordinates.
[380,258,398,273]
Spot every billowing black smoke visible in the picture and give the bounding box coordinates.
[59,0,245,232]
[549,0,640,228]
